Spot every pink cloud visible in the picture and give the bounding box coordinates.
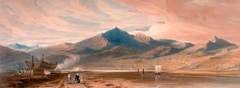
[1,0,240,46]
[117,0,240,44]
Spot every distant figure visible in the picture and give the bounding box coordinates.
[75,73,80,83]
[18,70,21,75]
[137,68,139,73]
[68,74,71,83]
[143,68,144,73]
[80,75,83,83]
[142,67,144,74]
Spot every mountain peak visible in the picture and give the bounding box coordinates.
[106,27,122,33]
[15,42,20,45]
[114,27,120,29]
[9,43,29,48]
[134,33,151,44]
[8,43,40,52]
[135,32,147,37]
[211,36,220,43]
[102,27,130,37]
[204,36,236,50]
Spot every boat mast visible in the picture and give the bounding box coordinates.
[42,54,44,71]
[18,64,21,75]
[31,55,34,76]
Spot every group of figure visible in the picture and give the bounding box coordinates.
[68,73,83,84]
[137,65,162,77]
[138,67,145,76]
[155,65,162,79]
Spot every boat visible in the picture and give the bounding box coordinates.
[25,54,57,75]
[155,64,161,75]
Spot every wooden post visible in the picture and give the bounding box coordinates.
[42,54,45,75]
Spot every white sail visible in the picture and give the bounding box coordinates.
[155,65,161,73]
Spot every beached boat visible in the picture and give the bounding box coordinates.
[25,54,57,75]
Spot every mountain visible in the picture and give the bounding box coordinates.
[28,27,240,71]
[2,27,240,71]
[158,39,178,44]
[0,45,39,70]
[101,27,153,51]
[30,27,158,69]
[30,42,75,62]
[73,27,160,54]
[134,33,151,44]
[76,35,239,70]
[74,34,109,54]
[30,27,195,70]
[203,36,237,51]
[8,43,40,52]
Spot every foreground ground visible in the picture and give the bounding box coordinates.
[2,70,240,88]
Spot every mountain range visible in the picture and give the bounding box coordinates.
[0,27,239,71]
[8,43,40,52]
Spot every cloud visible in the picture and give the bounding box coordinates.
[135,26,151,32]
[58,16,100,26]
[117,0,240,44]
[102,0,133,10]
[1,0,239,46]
[157,21,166,24]
[79,0,110,17]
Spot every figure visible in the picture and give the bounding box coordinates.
[141,67,144,76]
[75,73,80,83]
[142,67,144,74]
[68,74,71,83]
[80,75,83,83]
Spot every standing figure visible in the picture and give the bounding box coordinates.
[142,67,144,75]
[75,73,80,83]
[137,68,139,73]
[80,75,83,83]
[68,74,71,83]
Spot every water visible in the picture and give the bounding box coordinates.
[80,71,240,88]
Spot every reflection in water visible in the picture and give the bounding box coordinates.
[155,75,161,83]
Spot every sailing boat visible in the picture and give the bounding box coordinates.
[155,64,161,75]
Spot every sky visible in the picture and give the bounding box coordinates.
[0,0,240,46]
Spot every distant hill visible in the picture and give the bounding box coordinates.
[8,43,40,52]
[0,45,39,70]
